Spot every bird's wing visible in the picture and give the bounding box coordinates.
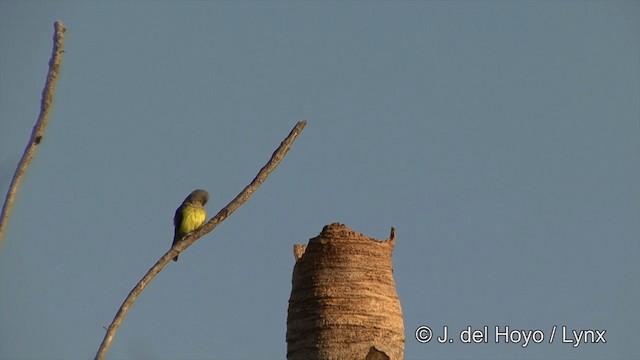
[173,205,182,226]
[172,205,184,246]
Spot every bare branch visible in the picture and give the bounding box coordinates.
[95,120,307,360]
[0,21,66,246]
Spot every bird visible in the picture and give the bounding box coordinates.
[172,189,209,261]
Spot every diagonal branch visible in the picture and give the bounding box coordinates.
[0,21,66,246]
[94,120,307,360]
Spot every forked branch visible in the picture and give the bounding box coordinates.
[94,120,307,360]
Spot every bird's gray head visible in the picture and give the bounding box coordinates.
[187,189,209,206]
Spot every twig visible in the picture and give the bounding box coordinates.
[0,21,66,246]
[94,120,307,360]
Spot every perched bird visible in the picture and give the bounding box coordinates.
[172,189,209,261]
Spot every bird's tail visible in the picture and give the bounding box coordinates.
[172,233,181,262]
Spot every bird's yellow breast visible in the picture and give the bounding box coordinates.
[180,204,207,234]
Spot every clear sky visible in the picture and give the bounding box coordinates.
[1,1,638,359]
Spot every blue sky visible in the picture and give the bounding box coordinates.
[1,1,638,359]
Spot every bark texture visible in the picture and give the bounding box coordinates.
[287,223,404,360]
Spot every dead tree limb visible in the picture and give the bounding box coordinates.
[94,120,307,360]
[287,223,404,359]
[0,21,66,246]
